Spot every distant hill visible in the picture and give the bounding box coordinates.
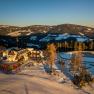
[0,24,94,38]
[0,25,52,36]
[48,24,94,38]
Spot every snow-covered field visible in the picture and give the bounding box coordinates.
[58,52,94,76]
[38,33,89,42]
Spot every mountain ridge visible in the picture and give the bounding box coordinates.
[0,24,94,38]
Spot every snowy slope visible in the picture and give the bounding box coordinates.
[0,65,94,94]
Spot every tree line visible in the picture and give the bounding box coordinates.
[55,40,94,51]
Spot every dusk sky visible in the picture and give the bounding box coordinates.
[0,0,94,27]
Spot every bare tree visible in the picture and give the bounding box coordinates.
[71,52,82,74]
[47,43,56,73]
[71,43,92,87]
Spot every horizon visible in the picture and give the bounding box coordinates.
[0,23,94,28]
[0,0,94,27]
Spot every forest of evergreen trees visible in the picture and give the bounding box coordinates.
[55,40,94,51]
[0,35,94,51]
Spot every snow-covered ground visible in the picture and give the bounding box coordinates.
[0,66,80,94]
[27,43,40,48]
[39,33,89,42]
[30,36,37,40]
[0,61,94,94]
[0,73,81,94]
[0,51,94,94]
[83,57,94,76]
[58,52,94,76]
